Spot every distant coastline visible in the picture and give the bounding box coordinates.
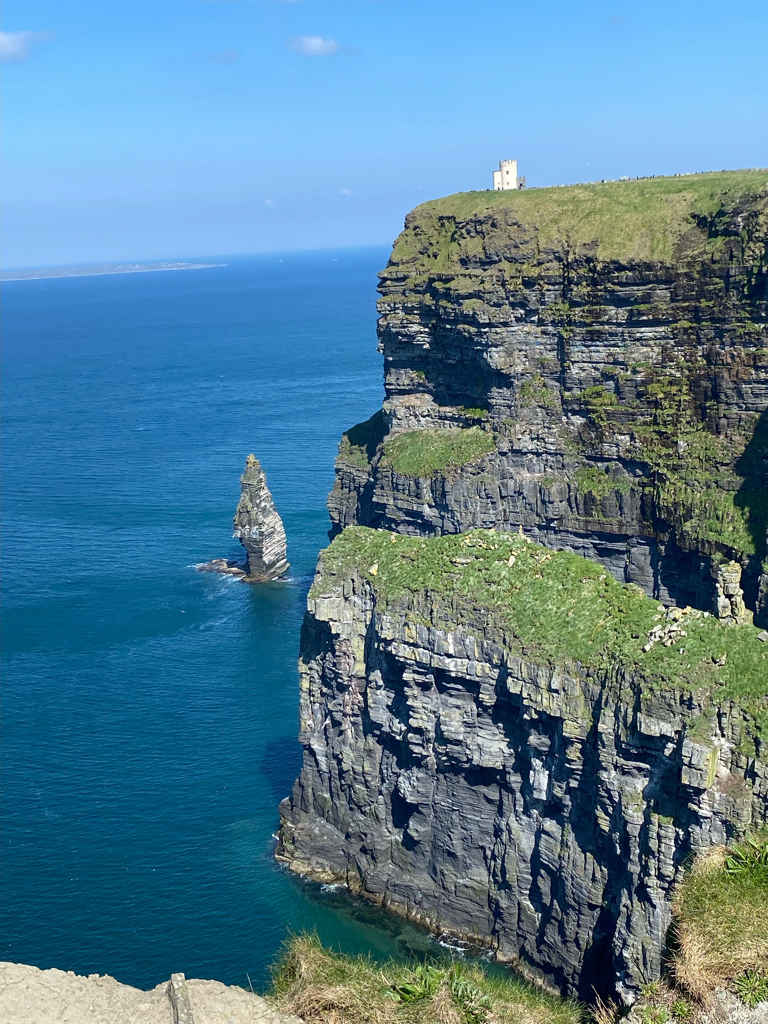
[1,261,225,282]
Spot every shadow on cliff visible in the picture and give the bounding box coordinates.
[735,407,768,559]
[569,698,626,1004]
[735,408,768,625]
[345,409,386,461]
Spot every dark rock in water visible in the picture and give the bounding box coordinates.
[196,558,247,578]
[233,455,289,582]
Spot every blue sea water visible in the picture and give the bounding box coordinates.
[1,250,454,991]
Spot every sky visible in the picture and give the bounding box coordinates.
[3,0,767,268]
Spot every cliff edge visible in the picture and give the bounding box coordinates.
[277,527,767,1002]
[278,172,768,1007]
[329,170,768,624]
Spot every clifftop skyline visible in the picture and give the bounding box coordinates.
[4,0,767,268]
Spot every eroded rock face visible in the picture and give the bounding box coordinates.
[277,563,767,1003]
[329,174,768,623]
[233,455,289,582]
[279,176,768,1007]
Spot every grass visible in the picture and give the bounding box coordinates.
[268,933,584,1024]
[382,427,495,477]
[574,466,631,501]
[672,832,768,1004]
[389,170,768,265]
[629,376,767,559]
[312,527,768,710]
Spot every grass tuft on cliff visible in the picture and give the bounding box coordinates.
[269,933,584,1024]
[312,527,768,715]
[383,427,495,477]
[390,169,768,266]
[672,832,768,1005]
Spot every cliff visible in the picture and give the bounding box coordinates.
[278,172,768,1007]
[328,170,768,625]
[277,528,768,1003]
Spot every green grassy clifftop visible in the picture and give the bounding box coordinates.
[314,526,768,715]
[391,169,768,265]
[325,169,768,622]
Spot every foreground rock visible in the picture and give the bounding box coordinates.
[0,962,303,1024]
[234,455,290,582]
[277,527,768,1005]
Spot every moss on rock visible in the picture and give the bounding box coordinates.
[313,526,768,709]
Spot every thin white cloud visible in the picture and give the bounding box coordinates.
[264,199,275,208]
[338,188,352,196]
[0,31,50,62]
[288,35,339,56]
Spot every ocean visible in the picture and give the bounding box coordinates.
[1,249,456,990]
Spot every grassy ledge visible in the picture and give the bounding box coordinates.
[312,527,768,711]
[382,427,495,477]
[268,933,584,1024]
[389,170,768,265]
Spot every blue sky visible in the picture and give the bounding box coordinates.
[3,0,767,267]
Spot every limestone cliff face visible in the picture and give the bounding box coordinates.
[278,174,768,1006]
[329,171,768,624]
[234,455,289,582]
[277,529,768,1003]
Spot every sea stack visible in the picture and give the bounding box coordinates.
[233,455,289,582]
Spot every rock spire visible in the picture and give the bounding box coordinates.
[233,455,289,582]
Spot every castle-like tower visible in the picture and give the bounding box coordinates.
[492,158,526,190]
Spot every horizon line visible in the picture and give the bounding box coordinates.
[1,241,394,278]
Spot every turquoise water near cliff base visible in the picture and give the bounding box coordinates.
[1,250,477,991]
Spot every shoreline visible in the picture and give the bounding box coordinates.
[1,262,225,283]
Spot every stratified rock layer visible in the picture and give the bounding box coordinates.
[233,455,289,582]
[279,173,768,1007]
[329,171,768,624]
[277,528,768,1004]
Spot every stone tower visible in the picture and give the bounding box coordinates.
[492,158,526,191]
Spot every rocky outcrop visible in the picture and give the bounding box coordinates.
[0,962,303,1024]
[277,527,768,1004]
[328,171,768,624]
[234,455,289,582]
[278,173,768,1008]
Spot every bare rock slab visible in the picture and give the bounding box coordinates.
[0,962,170,1024]
[0,963,304,1024]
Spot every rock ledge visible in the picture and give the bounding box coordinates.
[0,962,303,1024]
